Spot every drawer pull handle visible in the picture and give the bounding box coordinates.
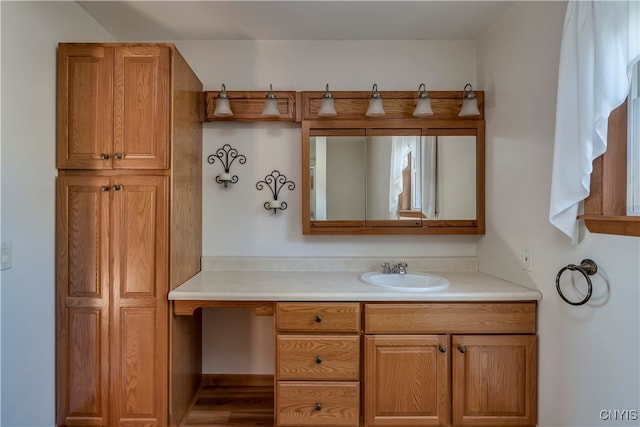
[112,184,122,191]
[100,185,110,192]
[114,152,123,160]
[315,356,322,364]
[315,403,322,411]
[100,153,110,160]
[315,315,322,323]
[458,345,466,354]
[438,345,446,353]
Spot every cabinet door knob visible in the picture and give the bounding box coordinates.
[100,153,110,160]
[315,356,322,364]
[314,403,322,411]
[100,185,110,192]
[112,184,122,191]
[315,315,322,323]
[438,345,446,353]
[114,152,123,160]
[458,345,466,354]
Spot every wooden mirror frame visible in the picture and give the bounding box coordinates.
[301,90,485,235]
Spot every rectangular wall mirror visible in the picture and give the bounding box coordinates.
[303,120,484,235]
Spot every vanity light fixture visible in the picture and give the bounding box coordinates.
[318,84,337,117]
[213,83,233,117]
[208,144,247,188]
[365,83,385,117]
[413,83,434,116]
[256,170,296,214]
[261,84,281,117]
[459,83,480,116]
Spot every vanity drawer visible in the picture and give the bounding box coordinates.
[277,335,360,380]
[365,302,536,334]
[277,302,360,333]
[276,381,360,426]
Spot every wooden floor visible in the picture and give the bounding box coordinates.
[181,383,274,426]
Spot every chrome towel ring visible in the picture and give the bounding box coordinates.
[556,259,598,306]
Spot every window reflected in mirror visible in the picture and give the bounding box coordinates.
[367,134,423,223]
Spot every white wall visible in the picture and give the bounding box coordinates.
[0,2,115,425]
[478,2,640,426]
[173,40,482,373]
[177,40,481,258]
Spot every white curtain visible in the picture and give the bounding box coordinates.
[389,136,418,218]
[422,136,437,219]
[549,0,640,241]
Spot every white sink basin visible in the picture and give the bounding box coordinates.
[360,271,449,292]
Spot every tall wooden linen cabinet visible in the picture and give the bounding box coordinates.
[55,43,203,426]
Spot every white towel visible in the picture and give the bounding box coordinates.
[550,0,640,241]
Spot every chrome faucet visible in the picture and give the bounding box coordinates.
[381,261,408,274]
[393,262,408,274]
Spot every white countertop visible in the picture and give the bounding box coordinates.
[169,269,542,302]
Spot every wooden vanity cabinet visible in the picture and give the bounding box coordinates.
[452,334,537,426]
[56,43,202,427]
[276,303,361,427]
[365,334,449,426]
[364,302,537,427]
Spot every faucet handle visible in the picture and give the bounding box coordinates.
[381,262,391,273]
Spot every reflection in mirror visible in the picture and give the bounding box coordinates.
[308,132,477,225]
[436,135,476,219]
[366,135,424,222]
[310,136,365,220]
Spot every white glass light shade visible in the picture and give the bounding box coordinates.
[318,84,337,117]
[459,83,480,116]
[213,84,233,117]
[366,97,385,116]
[413,83,433,116]
[213,97,233,117]
[262,98,280,117]
[366,83,385,117]
[261,84,280,117]
[459,97,480,116]
[318,97,337,116]
[413,97,433,116]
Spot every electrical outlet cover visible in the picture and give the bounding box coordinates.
[522,248,533,272]
[1,240,12,271]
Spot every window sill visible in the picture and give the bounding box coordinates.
[579,215,640,237]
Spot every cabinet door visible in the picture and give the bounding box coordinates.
[452,335,536,426]
[113,46,170,170]
[365,335,449,426]
[57,44,114,169]
[56,175,111,425]
[110,175,168,426]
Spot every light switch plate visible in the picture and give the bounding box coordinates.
[1,240,12,271]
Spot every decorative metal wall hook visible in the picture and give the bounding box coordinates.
[256,170,296,214]
[208,144,246,188]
